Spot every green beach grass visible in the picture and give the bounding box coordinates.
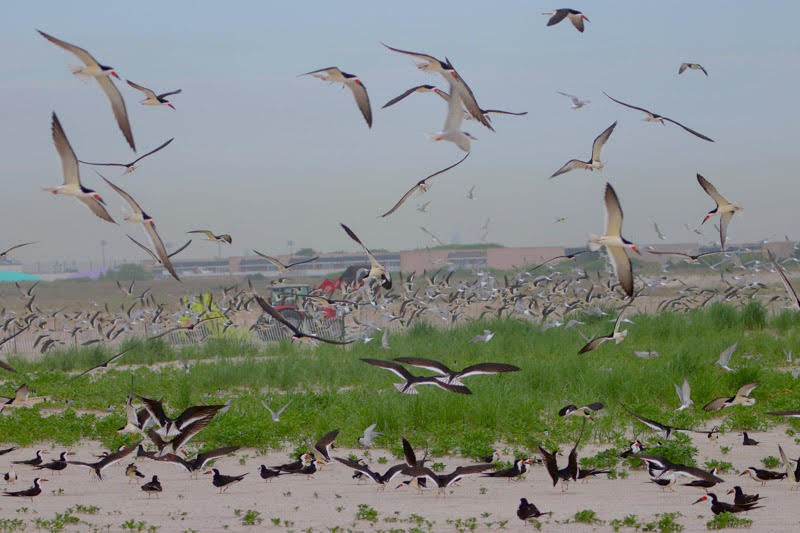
[1,302,799,459]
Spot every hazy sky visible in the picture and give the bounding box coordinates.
[2,1,799,265]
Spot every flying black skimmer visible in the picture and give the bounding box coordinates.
[740,467,786,486]
[310,429,340,463]
[359,423,382,447]
[139,396,227,440]
[126,80,181,108]
[78,138,174,175]
[481,458,532,481]
[340,223,391,289]
[38,30,135,151]
[741,432,759,446]
[12,450,48,466]
[141,475,162,498]
[100,175,181,281]
[543,9,589,32]
[126,235,191,278]
[549,121,616,178]
[187,230,232,244]
[0,242,36,260]
[588,183,639,298]
[262,398,292,422]
[646,248,725,264]
[416,86,526,123]
[381,43,493,131]
[517,497,551,522]
[74,346,136,378]
[382,84,438,109]
[400,463,493,495]
[380,153,469,217]
[68,443,138,479]
[777,444,800,487]
[578,305,630,354]
[34,451,73,472]
[528,250,590,272]
[334,457,407,490]
[697,174,741,250]
[679,63,708,76]
[392,357,520,385]
[693,493,762,514]
[2,477,47,501]
[679,467,723,491]
[43,113,115,223]
[558,402,604,419]
[361,358,472,394]
[126,463,145,483]
[252,251,319,272]
[766,249,800,309]
[623,407,690,440]
[703,382,757,411]
[604,92,713,142]
[540,419,586,491]
[558,91,590,109]
[206,468,247,493]
[153,446,240,476]
[727,486,763,506]
[254,296,353,344]
[300,67,372,127]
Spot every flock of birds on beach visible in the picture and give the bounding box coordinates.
[0,7,799,528]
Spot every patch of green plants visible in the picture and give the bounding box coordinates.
[642,512,684,532]
[355,504,378,523]
[573,509,602,525]
[706,512,752,530]
[234,509,263,526]
[705,460,734,474]
[33,509,79,532]
[0,517,25,532]
[610,514,641,531]
[760,456,780,468]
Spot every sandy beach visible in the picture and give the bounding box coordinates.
[0,425,797,532]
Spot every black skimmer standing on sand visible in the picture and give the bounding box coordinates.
[697,174,741,250]
[482,459,533,481]
[679,63,708,76]
[392,357,520,385]
[648,473,678,492]
[43,113,115,223]
[588,184,639,299]
[34,451,73,472]
[603,92,714,142]
[4,466,17,484]
[379,153,470,217]
[37,30,136,151]
[692,493,762,515]
[517,497,552,522]
[558,402,604,420]
[741,432,759,446]
[141,475,162,498]
[259,465,285,482]
[2,477,47,501]
[381,43,493,131]
[360,358,472,395]
[68,443,138,479]
[549,121,616,178]
[702,382,757,411]
[678,467,723,491]
[300,67,372,127]
[101,176,181,281]
[543,9,589,32]
[740,467,786,486]
[126,463,145,483]
[78,138,174,175]
[126,80,181,108]
[12,450,48,466]
[727,486,763,505]
[619,439,644,458]
[206,468,248,493]
[272,453,313,474]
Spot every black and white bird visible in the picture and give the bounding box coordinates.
[301,67,372,127]
[697,174,742,250]
[392,357,520,385]
[543,9,590,32]
[679,63,708,76]
[549,121,616,178]
[380,153,469,217]
[604,92,714,142]
[38,30,135,151]
[360,358,472,395]
[126,80,182,108]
